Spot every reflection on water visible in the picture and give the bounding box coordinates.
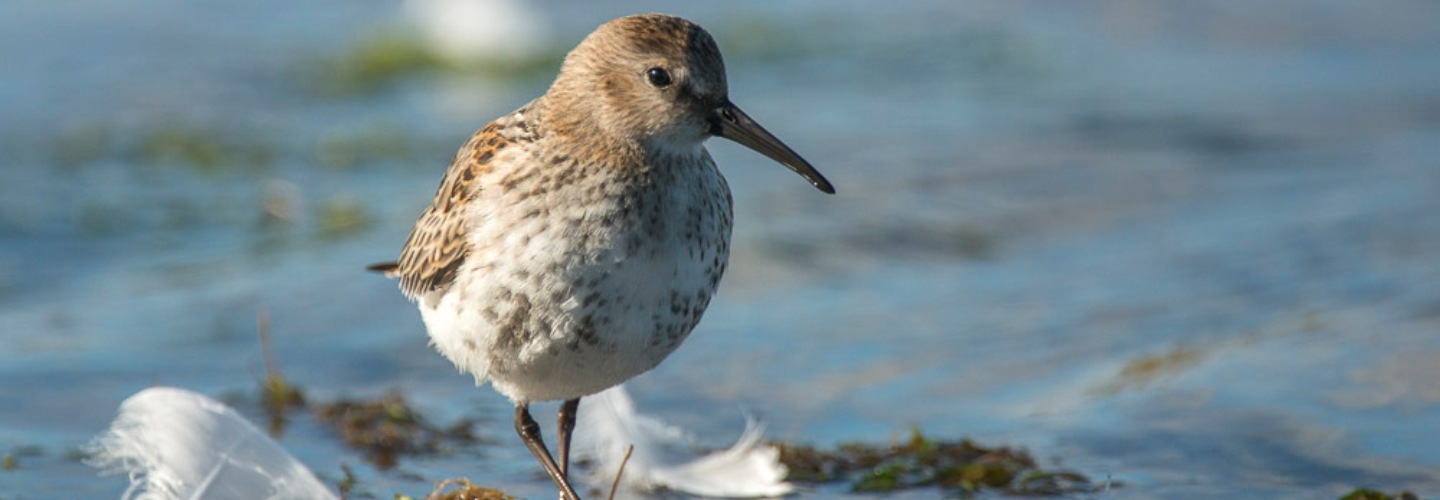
[2,0,1439,498]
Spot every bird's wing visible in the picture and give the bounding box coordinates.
[390,120,516,299]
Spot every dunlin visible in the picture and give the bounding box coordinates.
[371,13,832,498]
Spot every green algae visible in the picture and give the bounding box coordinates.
[138,126,275,174]
[317,195,373,239]
[304,30,565,98]
[777,428,1108,496]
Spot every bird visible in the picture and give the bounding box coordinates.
[368,13,833,499]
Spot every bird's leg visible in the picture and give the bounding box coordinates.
[515,404,583,500]
[557,398,581,477]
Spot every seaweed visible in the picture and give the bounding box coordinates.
[1339,488,1420,500]
[777,428,1109,496]
[313,392,480,470]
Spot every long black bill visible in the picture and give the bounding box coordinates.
[712,101,835,194]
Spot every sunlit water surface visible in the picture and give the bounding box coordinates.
[2,1,1439,498]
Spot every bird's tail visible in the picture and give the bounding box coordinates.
[366,261,399,277]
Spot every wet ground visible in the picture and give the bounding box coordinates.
[2,1,1439,498]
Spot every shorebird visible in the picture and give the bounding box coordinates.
[370,13,833,498]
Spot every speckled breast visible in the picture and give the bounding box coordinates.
[460,150,734,402]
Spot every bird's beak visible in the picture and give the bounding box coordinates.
[712,101,835,194]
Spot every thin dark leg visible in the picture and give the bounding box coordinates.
[515,404,582,500]
[557,398,581,477]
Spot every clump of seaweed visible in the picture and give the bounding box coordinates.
[139,126,275,174]
[313,393,480,470]
[1340,488,1419,500]
[776,428,1105,496]
[256,309,306,435]
[316,195,373,239]
[303,30,565,98]
[314,123,416,170]
[51,122,275,174]
[400,478,513,500]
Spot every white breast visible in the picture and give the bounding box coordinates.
[420,147,733,403]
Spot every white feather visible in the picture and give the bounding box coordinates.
[576,385,794,498]
[87,387,337,500]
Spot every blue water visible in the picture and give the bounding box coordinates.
[3,1,1440,498]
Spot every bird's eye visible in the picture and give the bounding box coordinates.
[646,67,672,88]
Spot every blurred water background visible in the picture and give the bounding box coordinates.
[2,1,1439,498]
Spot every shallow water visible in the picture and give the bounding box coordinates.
[3,1,1440,498]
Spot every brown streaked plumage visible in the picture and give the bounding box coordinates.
[370,13,832,499]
